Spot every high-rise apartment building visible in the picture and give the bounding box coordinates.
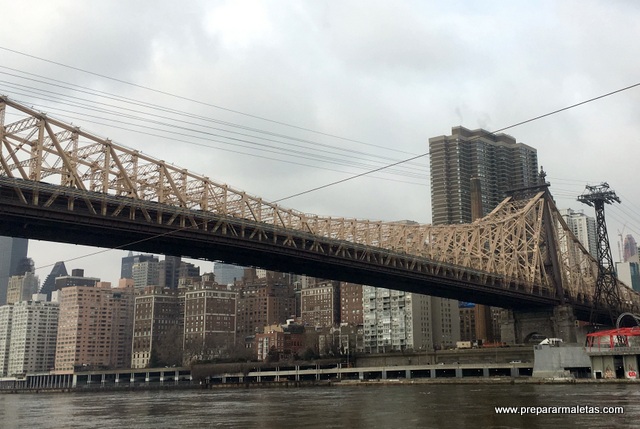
[158,256,181,290]
[340,282,364,326]
[132,259,160,290]
[459,302,476,342]
[179,261,201,280]
[120,253,158,280]
[183,273,237,363]
[362,287,458,352]
[7,296,59,376]
[0,305,14,376]
[54,281,134,373]
[300,280,340,328]
[430,127,538,344]
[131,287,183,369]
[0,236,29,305]
[430,296,461,348]
[560,209,598,259]
[0,295,59,376]
[6,272,39,305]
[235,274,295,349]
[429,126,539,225]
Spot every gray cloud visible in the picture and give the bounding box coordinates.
[1,0,639,283]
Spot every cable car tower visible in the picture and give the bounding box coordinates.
[578,182,621,325]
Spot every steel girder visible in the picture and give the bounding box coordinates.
[1,96,638,317]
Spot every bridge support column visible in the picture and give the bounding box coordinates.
[551,304,578,343]
[500,305,577,344]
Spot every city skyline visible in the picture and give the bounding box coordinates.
[1,2,639,425]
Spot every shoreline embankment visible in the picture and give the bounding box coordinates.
[2,376,638,394]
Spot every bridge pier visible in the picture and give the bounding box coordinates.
[501,304,577,344]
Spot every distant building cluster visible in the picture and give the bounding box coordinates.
[556,216,640,293]
[0,241,467,376]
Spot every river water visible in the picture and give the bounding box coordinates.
[0,383,638,428]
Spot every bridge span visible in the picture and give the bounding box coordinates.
[1,96,638,325]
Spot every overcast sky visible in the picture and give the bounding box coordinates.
[1,0,640,284]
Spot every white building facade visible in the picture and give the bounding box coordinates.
[362,286,460,353]
[0,295,59,376]
[0,306,13,376]
[7,297,59,376]
[560,208,597,259]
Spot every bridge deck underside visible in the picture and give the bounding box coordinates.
[0,178,603,322]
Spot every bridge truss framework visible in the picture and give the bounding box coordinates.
[1,96,638,320]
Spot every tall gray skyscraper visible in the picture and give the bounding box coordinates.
[159,256,182,290]
[429,126,539,225]
[0,236,29,305]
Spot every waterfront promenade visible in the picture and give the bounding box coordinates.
[0,361,533,393]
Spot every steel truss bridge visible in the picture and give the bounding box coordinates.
[1,96,638,323]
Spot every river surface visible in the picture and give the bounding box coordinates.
[0,384,638,428]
